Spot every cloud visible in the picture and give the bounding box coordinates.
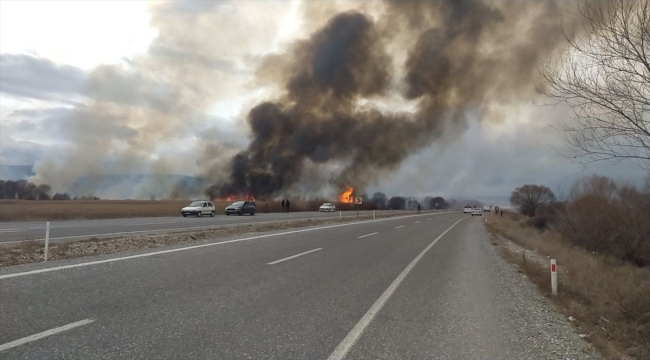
[373,105,649,200]
[0,54,86,103]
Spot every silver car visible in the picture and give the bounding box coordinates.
[181,201,216,217]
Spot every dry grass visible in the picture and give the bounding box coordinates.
[487,211,650,359]
[0,199,379,222]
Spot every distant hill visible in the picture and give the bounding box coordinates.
[67,174,210,200]
[0,165,34,181]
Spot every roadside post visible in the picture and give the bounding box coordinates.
[551,259,558,296]
[354,197,363,218]
[44,221,50,262]
[339,210,342,219]
[373,210,376,219]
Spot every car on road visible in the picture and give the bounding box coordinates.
[471,208,483,216]
[483,206,491,212]
[319,203,336,212]
[463,205,473,214]
[225,201,256,216]
[181,201,215,217]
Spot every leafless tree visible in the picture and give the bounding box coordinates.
[539,0,650,169]
[510,184,556,217]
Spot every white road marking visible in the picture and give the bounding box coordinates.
[394,225,405,229]
[414,221,421,223]
[0,319,94,352]
[0,213,388,244]
[126,221,178,226]
[267,248,323,265]
[427,218,432,220]
[0,213,449,279]
[0,229,24,233]
[326,217,467,360]
[357,232,378,239]
[0,222,276,243]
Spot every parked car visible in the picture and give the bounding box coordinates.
[181,201,215,217]
[319,203,336,212]
[225,201,256,216]
[471,208,483,216]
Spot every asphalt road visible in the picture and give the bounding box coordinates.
[0,210,407,244]
[0,212,594,359]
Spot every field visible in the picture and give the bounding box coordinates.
[0,199,377,222]
[486,211,650,359]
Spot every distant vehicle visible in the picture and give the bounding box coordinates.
[471,208,483,216]
[319,203,336,212]
[463,205,473,214]
[483,206,491,212]
[225,200,256,216]
[181,201,215,217]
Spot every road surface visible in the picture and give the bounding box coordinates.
[0,210,407,244]
[0,212,594,359]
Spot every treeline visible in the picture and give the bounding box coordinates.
[0,180,99,200]
[510,175,650,266]
[367,192,450,210]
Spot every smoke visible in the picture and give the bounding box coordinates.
[211,0,569,199]
[30,1,286,198]
[27,0,573,200]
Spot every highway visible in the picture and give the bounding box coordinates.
[0,210,401,244]
[0,212,594,359]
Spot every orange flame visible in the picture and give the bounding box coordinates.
[338,187,354,203]
[213,194,255,202]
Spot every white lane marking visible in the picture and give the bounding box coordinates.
[326,217,467,360]
[126,221,178,226]
[267,248,323,265]
[0,213,388,244]
[0,319,94,352]
[0,213,450,279]
[394,225,405,229]
[0,222,277,243]
[0,229,25,233]
[414,221,421,224]
[427,218,432,221]
[357,232,378,239]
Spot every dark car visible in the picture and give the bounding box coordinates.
[225,201,256,216]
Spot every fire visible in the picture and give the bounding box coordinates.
[213,194,254,202]
[213,194,237,202]
[338,187,354,203]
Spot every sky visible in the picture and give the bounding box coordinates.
[0,0,647,200]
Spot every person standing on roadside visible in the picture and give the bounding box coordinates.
[286,199,291,213]
[281,199,285,213]
[417,203,421,214]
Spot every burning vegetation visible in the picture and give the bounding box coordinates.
[338,187,354,204]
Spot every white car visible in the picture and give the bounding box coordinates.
[463,205,473,214]
[471,208,483,216]
[319,203,336,212]
[483,206,491,212]
[181,201,216,217]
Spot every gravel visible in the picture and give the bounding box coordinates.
[489,235,602,359]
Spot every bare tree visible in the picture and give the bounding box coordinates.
[510,184,556,217]
[539,0,650,169]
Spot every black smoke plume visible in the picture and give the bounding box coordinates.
[208,0,567,199]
